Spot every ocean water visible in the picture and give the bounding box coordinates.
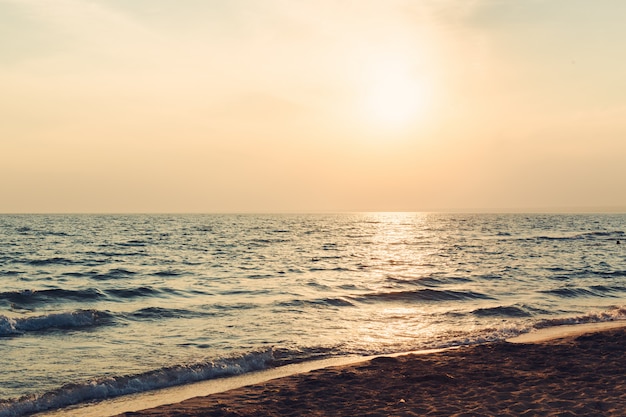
[1,213,625,416]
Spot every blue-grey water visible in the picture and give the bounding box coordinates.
[1,213,625,416]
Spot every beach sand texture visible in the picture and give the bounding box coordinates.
[116,327,626,416]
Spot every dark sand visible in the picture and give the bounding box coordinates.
[117,328,626,416]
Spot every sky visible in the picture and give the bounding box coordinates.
[2,0,626,213]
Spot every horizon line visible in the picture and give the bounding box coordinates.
[2,207,626,215]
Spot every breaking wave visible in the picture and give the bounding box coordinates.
[0,310,111,337]
[0,349,274,417]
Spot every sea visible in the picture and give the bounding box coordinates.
[1,213,625,416]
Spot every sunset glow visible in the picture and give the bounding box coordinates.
[360,60,428,131]
[1,0,626,213]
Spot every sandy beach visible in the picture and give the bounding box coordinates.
[114,324,626,417]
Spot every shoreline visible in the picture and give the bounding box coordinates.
[507,320,626,343]
[34,320,626,417]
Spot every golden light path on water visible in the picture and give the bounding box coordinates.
[338,213,484,353]
[3,213,626,416]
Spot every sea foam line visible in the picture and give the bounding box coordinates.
[0,350,274,417]
[535,306,626,328]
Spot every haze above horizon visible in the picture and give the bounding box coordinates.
[2,0,625,213]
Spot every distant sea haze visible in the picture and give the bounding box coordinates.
[1,213,626,416]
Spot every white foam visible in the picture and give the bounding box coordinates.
[0,349,274,417]
[535,306,626,329]
[509,320,626,344]
[32,355,372,417]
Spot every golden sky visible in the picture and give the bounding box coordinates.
[2,0,626,213]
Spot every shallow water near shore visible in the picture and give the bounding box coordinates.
[1,213,626,416]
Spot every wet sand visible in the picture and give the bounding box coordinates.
[115,325,626,416]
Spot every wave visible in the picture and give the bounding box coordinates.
[309,267,355,272]
[0,288,106,306]
[0,285,181,306]
[105,286,162,299]
[470,304,553,318]
[590,284,626,294]
[545,268,626,281]
[539,285,626,298]
[596,270,626,278]
[0,350,274,417]
[409,306,626,352]
[116,240,149,247]
[535,306,626,328]
[275,297,355,308]
[152,269,186,277]
[89,268,137,281]
[440,306,626,349]
[124,307,202,320]
[529,230,625,242]
[0,310,111,337]
[86,249,148,257]
[14,227,69,237]
[353,289,493,303]
[247,238,290,245]
[471,305,534,318]
[246,274,275,279]
[25,257,78,266]
[441,325,534,348]
[539,287,598,298]
[386,275,474,287]
[270,345,339,365]
[576,230,625,239]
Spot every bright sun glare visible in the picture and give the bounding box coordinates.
[359,59,428,132]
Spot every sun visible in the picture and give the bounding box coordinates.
[358,59,429,132]
[364,77,424,127]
